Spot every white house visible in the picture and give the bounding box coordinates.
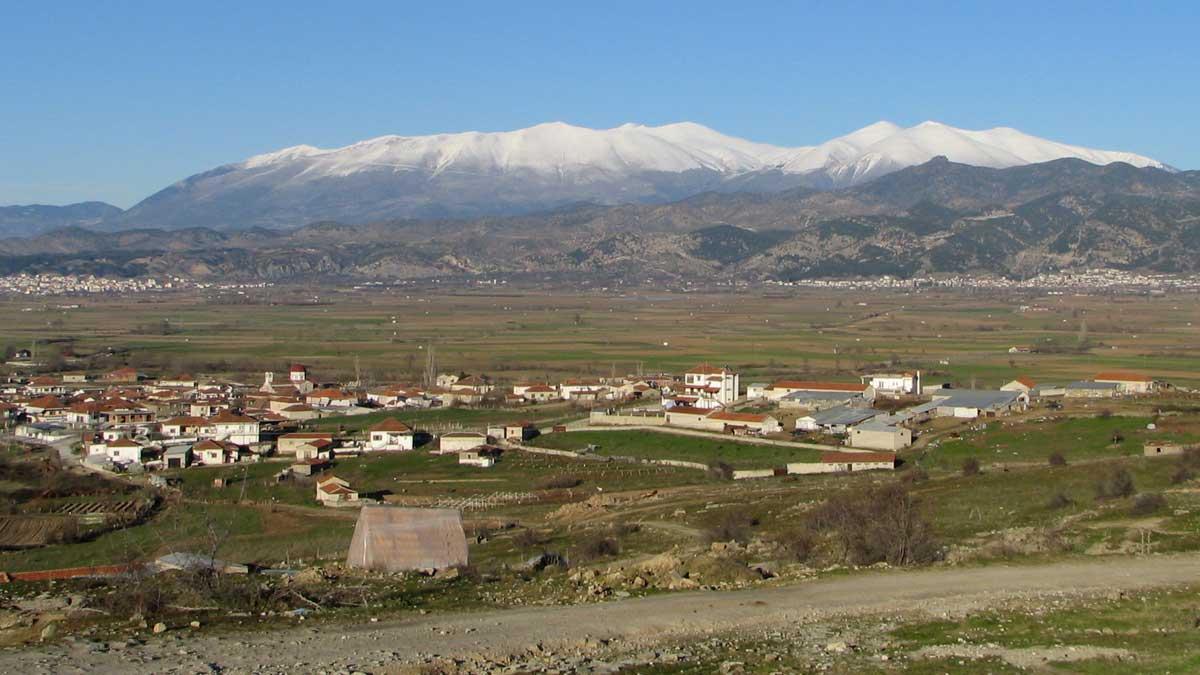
[848,420,913,451]
[102,438,146,466]
[160,415,209,439]
[1001,376,1037,393]
[860,371,920,396]
[680,363,739,406]
[1094,372,1157,394]
[439,431,488,453]
[367,418,415,451]
[316,475,358,505]
[207,410,261,445]
[193,439,243,465]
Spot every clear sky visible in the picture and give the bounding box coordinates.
[3,1,1197,207]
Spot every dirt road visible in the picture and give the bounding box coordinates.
[7,553,1199,673]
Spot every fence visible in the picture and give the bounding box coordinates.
[588,410,667,426]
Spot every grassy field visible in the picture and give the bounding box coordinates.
[888,586,1200,673]
[0,502,356,572]
[169,449,707,507]
[530,430,821,468]
[914,415,1177,470]
[2,286,1198,389]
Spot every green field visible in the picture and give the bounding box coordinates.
[915,415,1200,471]
[170,449,706,507]
[0,503,356,572]
[3,287,1198,389]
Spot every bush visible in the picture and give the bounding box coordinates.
[537,474,582,490]
[514,528,550,549]
[1095,467,1136,500]
[1130,493,1168,516]
[1048,452,1067,467]
[900,466,929,484]
[808,482,940,566]
[703,511,758,544]
[575,534,620,561]
[961,458,981,477]
[1170,464,1194,485]
[1046,491,1074,509]
[776,526,818,563]
[706,461,734,481]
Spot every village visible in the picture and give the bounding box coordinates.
[0,358,1177,502]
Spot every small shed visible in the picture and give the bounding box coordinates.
[346,506,468,572]
[1144,442,1185,457]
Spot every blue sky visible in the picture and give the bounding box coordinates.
[3,1,1197,207]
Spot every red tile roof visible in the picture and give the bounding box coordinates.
[1094,372,1153,382]
[369,418,413,433]
[707,411,770,423]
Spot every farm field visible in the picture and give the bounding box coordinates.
[2,285,1198,389]
[912,414,1200,470]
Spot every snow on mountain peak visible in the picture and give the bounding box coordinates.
[234,120,1167,187]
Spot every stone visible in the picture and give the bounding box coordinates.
[39,622,59,642]
[825,641,848,654]
[152,622,168,634]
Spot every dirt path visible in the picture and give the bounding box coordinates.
[7,553,1200,673]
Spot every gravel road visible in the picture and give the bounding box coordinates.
[7,553,1198,673]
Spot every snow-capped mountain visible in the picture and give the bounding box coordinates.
[113,121,1167,230]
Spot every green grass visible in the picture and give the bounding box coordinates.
[890,586,1200,673]
[531,430,821,469]
[0,503,354,571]
[171,450,706,506]
[916,416,1180,471]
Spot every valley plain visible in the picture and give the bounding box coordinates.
[0,283,1198,672]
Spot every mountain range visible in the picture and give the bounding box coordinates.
[4,157,1198,283]
[0,120,1169,234]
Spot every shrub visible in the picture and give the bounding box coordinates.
[1170,464,1194,485]
[514,528,549,549]
[900,466,929,484]
[1046,491,1074,509]
[1048,452,1067,467]
[537,474,582,490]
[703,511,757,544]
[961,458,981,477]
[1130,493,1168,516]
[809,482,940,566]
[575,534,620,561]
[706,461,734,481]
[1095,467,1136,500]
[776,526,819,563]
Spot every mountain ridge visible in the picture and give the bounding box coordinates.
[101,120,1168,231]
[4,157,1199,282]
